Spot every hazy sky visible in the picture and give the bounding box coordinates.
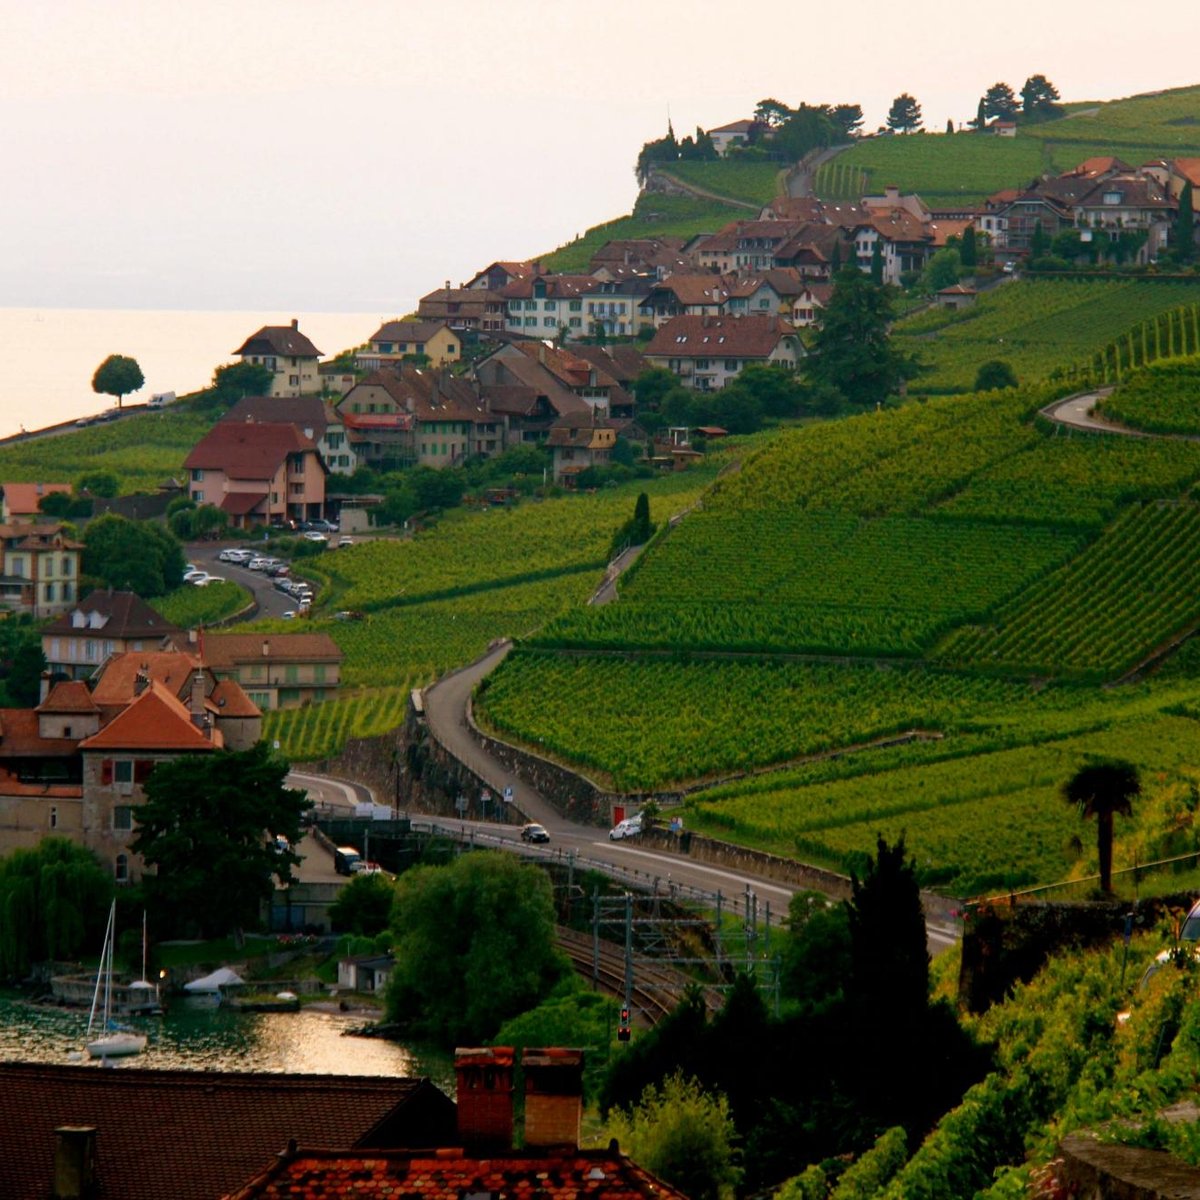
[3,0,1197,312]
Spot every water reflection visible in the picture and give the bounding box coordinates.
[0,996,453,1089]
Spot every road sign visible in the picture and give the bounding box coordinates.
[481,788,491,802]
[503,786,514,803]
[455,794,468,814]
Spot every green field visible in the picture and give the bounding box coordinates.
[815,85,1200,206]
[895,280,1200,392]
[0,408,215,494]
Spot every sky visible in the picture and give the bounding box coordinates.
[2,0,1198,313]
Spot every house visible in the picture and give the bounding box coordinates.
[991,119,1017,137]
[0,660,260,880]
[938,283,977,310]
[42,590,182,681]
[862,185,931,224]
[337,952,395,993]
[227,1048,689,1200]
[0,482,70,523]
[0,1063,457,1200]
[588,236,691,278]
[580,276,654,339]
[0,522,82,618]
[638,273,735,326]
[232,319,323,397]
[465,260,535,291]
[724,268,810,318]
[645,313,803,390]
[708,118,756,156]
[502,273,599,338]
[475,344,591,445]
[546,412,620,482]
[790,282,833,327]
[203,631,343,711]
[850,209,935,283]
[417,283,509,333]
[222,394,358,476]
[337,367,504,468]
[356,320,461,370]
[183,422,327,527]
[494,341,633,416]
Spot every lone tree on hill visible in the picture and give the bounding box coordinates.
[91,354,144,409]
[974,360,1018,392]
[1062,760,1141,893]
[886,93,922,134]
[1021,74,1062,120]
[984,81,1019,122]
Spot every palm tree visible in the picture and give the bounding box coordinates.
[1062,760,1141,893]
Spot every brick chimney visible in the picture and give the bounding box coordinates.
[53,1126,97,1199]
[523,1049,584,1149]
[189,671,208,727]
[291,318,299,330]
[455,1047,515,1149]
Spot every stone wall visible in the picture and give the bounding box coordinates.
[1056,1132,1200,1198]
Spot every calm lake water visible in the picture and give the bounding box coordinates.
[0,994,453,1088]
[0,308,396,439]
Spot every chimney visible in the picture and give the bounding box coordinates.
[133,670,150,697]
[523,1049,584,1149]
[291,318,299,331]
[189,672,207,726]
[445,279,452,293]
[53,1126,97,1199]
[455,1047,515,1150]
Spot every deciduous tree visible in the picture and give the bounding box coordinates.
[82,513,185,597]
[886,94,922,134]
[1062,760,1141,893]
[329,871,396,935]
[384,851,565,1043]
[974,360,1018,391]
[132,742,311,939]
[212,361,274,405]
[91,354,144,409]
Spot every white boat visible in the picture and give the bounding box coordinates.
[85,901,148,1061]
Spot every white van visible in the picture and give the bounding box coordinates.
[148,391,175,409]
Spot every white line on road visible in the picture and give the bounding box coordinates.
[288,772,368,809]
[597,842,798,901]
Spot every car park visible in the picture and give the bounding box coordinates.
[302,531,328,543]
[194,574,225,586]
[609,814,643,840]
[520,823,550,844]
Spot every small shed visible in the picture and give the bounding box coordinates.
[937,283,977,311]
[337,953,395,994]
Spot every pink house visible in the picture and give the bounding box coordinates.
[183,422,326,527]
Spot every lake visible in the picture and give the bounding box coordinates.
[0,307,398,439]
[0,994,453,1089]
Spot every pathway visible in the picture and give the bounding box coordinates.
[785,143,852,198]
[648,169,760,212]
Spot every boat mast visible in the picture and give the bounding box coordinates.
[87,900,115,1039]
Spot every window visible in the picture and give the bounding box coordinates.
[63,725,71,739]
[45,583,55,602]
[569,317,582,327]
[61,556,71,575]
[114,760,133,793]
[113,806,133,830]
[695,359,710,370]
[289,375,299,386]
[569,300,582,312]
[544,300,557,311]
[49,806,58,829]
[191,468,204,482]
[9,556,23,578]
[291,483,303,495]
[544,317,556,327]
[192,491,204,504]
[725,360,739,372]
[524,317,537,327]
[285,664,299,685]
[115,855,129,883]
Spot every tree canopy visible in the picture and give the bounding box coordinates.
[1062,760,1141,893]
[131,742,311,938]
[82,513,185,597]
[91,354,144,408]
[329,871,396,935]
[384,851,566,1044]
[1021,74,1062,120]
[886,93,922,134]
[974,360,1018,391]
[984,81,1019,121]
[211,361,274,406]
[806,268,916,406]
[0,839,112,979]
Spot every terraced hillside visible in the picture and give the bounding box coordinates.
[816,85,1200,206]
[474,375,1200,894]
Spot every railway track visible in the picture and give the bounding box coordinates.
[556,926,723,1026]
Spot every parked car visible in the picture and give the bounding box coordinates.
[302,531,328,544]
[266,563,290,577]
[1141,898,1200,989]
[609,814,643,840]
[194,574,225,586]
[281,610,297,620]
[309,519,338,533]
[520,823,550,844]
[337,536,354,548]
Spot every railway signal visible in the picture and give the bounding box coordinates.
[618,1007,631,1042]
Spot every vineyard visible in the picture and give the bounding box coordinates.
[1097,355,1200,434]
[151,580,250,627]
[532,512,1081,657]
[263,687,412,762]
[473,651,1080,791]
[0,408,214,494]
[894,279,1200,392]
[660,160,780,206]
[934,501,1200,677]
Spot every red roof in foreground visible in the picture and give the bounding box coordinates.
[79,680,218,752]
[0,1063,456,1200]
[184,423,319,481]
[227,1146,690,1200]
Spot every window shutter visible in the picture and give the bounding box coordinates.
[101,759,113,785]
[135,760,154,783]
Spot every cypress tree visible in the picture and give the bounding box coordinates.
[1177,183,1195,262]
[960,225,977,268]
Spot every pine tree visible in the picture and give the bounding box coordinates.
[960,224,977,268]
[885,93,922,134]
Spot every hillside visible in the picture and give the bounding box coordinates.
[817,84,1200,206]
[474,378,1200,895]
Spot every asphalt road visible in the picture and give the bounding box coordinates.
[186,542,324,620]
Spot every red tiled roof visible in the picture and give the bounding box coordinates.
[204,633,342,669]
[0,708,83,757]
[233,323,322,358]
[1,482,70,515]
[43,590,181,642]
[37,680,98,714]
[645,313,799,359]
[0,1063,456,1200]
[91,651,202,705]
[500,274,599,301]
[221,491,268,516]
[209,679,262,719]
[368,320,454,345]
[184,423,320,481]
[221,396,330,437]
[709,118,755,134]
[80,680,217,752]
[227,1146,691,1200]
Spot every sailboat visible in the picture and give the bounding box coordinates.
[85,900,148,1060]
[127,911,164,1017]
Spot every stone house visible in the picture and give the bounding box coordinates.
[232,319,323,397]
